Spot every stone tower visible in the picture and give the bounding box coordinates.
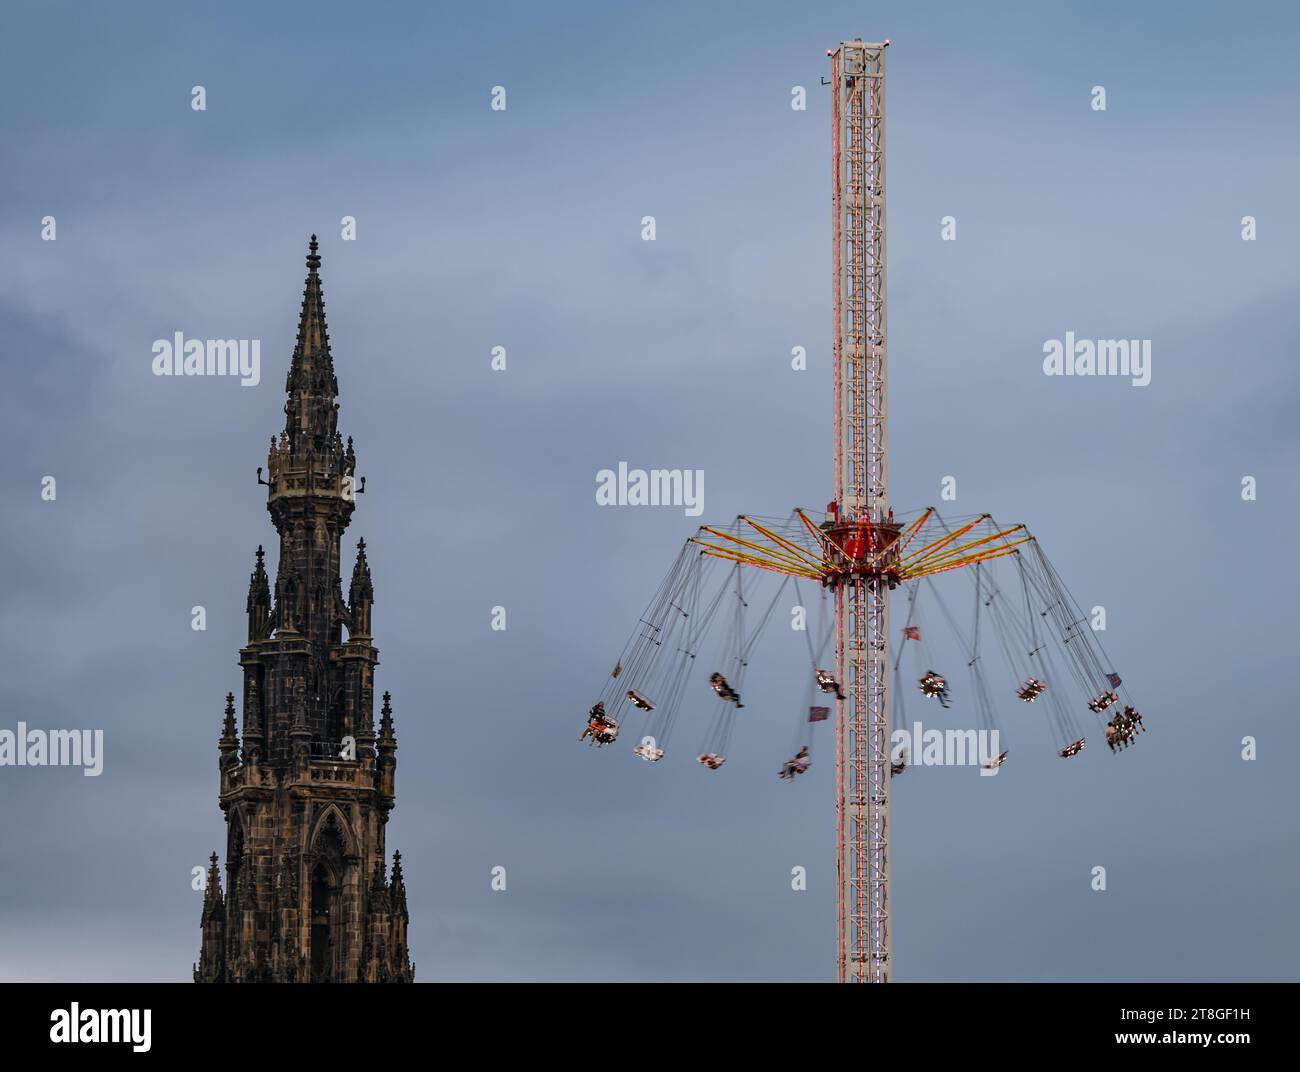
[195,237,413,983]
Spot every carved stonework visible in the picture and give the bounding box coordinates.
[195,237,414,985]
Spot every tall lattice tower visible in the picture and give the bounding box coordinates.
[831,39,891,984]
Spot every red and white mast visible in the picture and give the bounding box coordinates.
[831,39,891,983]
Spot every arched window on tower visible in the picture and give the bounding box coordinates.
[309,820,346,982]
[227,822,246,906]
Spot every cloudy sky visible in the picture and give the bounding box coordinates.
[1,0,1297,981]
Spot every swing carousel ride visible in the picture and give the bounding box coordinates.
[578,40,1148,983]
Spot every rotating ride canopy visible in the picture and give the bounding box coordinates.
[583,510,1143,771]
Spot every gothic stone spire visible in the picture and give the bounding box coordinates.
[284,235,340,458]
[202,239,412,983]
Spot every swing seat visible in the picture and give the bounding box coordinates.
[983,750,1009,770]
[1086,690,1118,713]
[709,673,742,706]
[1016,678,1046,702]
[585,719,619,746]
[814,669,845,698]
[779,755,812,780]
[1105,706,1143,751]
[1058,737,1085,758]
[633,742,664,762]
[626,690,655,712]
[697,752,726,770]
[919,671,948,700]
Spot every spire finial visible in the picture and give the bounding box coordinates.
[351,539,373,593]
[221,692,238,741]
[203,852,223,910]
[286,237,336,450]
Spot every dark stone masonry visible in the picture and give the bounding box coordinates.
[194,238,413,983]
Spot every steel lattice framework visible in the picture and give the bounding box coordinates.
[832,39,891,984]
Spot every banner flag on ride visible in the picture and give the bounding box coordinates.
[903,626,921,641]
[809,705,830,722]
[1106,672,1122,688]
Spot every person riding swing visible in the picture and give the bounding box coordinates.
[709,672,744,708]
